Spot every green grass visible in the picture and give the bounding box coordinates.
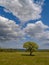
[0,51,49,65]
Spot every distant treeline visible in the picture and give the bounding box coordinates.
[0,48,25,52]
[38,49,49,52]
[0,48,49,52]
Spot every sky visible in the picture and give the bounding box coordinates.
[0,0,49,49]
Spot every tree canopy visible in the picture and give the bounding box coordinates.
[23,41,39,55]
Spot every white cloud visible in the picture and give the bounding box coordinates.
[24,21,49,44]
[0,0,49,49]
[0,0,44,22]
[0,16,49,48]
[0,16,25,41]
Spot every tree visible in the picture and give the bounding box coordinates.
[23,41,39,56]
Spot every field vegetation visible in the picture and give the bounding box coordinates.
[0,49,49,65]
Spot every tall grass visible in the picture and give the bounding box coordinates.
[0,51,49,65]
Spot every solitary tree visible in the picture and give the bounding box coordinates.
[23,41,39,56]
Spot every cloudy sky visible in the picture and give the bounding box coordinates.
[0,0,49,49]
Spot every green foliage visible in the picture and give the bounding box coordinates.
[23,41,39,55]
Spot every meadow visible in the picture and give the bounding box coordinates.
[0,51,49,65]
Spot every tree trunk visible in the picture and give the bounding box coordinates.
[30,51,32,56]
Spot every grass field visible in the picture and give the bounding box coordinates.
[0,51,49,65]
